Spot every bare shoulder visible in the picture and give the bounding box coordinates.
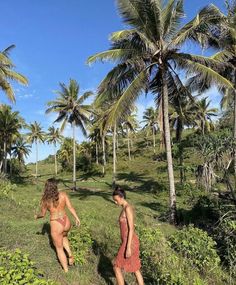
[59,191,68,199]
[125,204,134,215]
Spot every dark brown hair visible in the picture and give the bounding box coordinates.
[41,178,59,208]
[112,186,126,199]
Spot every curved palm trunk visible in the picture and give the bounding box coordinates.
[112,123,117,187]
[95,141,99,165]
[153,126,156,154]
[72,122,76,191]
[127,127,131,161]
[54,143,57,176]
[102,134,106,175]
[162,72,177,224]
[35,140,38,181]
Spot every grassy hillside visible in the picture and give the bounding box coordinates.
[0,136,234,284]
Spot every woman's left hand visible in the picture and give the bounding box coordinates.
[125,247,132,258]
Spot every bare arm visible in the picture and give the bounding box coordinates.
[64,193,80,226]
[35,204,47,219]
[125,205,134,258]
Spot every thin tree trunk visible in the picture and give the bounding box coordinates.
[35,140,38,181]
[127,127,131,161]
[9,151,12,178]
[102,134,106,175]
[3,140,7,173]
[234,91,236,186]
[112,123,117,187]
[54,143,57,176]
[73,122,76,191]
[153,126,156,154]
[162,72,177,224]
[95,142,99,165]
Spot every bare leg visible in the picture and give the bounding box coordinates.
[55,245,68,272]
[51,222,69,272]
[134,270,144,285]
[113,266,125,285]
[63,235,72,257]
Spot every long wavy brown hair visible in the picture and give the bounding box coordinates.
[41,178,59,208]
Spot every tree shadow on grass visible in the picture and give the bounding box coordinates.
[92,240,114,285]
[117,171,167,194]
[68,187,114,204]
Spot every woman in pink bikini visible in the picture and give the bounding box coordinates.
[35,178,80,272]
[112,186,144,285]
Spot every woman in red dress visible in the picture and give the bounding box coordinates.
[112,186,144,285]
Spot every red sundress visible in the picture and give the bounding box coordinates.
[113,214,141,272]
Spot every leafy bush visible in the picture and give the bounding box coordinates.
[0,179,17,200]
[214,215,236,277]
[68,225,93,265]
[137,226,201,285]
[169,225,220,273]
[0,248,56,285]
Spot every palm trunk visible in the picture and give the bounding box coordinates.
[112,123,117,187]
[3,140,7,173]
[9,151,12,178]
[234,91,236,185]
[73,122,76,191]
[102,134,106,175]
[35,140,38,181]
[176,120,184,184]
[153,126,156,154]
[162,72,177,224]
[54,143,57,176]
[95,142,99,165]
[127,127,131,161]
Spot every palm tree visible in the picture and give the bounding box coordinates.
[142,107,158,154]
[0,105,22,173]
[0,45,28,102]
[195,98,218,135]
[46,79,93,190]
[26,121,45,179]
[46,126,63,176]
[12,137,31,171]
[122,113,138,160]
[87,0,233,223]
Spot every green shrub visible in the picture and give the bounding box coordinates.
[169,225,220,273]
[0,248,56,285]
[0,179,17,200]
[68,225,93,265]
[137,226,201,285]
[214,217,236,277]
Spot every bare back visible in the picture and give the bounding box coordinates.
[48,192,67,219]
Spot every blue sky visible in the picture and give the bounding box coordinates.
[0,0,226,162]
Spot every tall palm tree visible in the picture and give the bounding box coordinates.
[0,105,22,173]
[26,121,45,179]
[87,0,233,223]
[195,98,218,135]
[46,126,63,176]
[12,137,31,171]
[46,79,93,190]
[122,113,138,160]
[142,107,158,154]
[0,45,28,102]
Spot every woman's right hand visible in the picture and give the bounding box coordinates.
[75,218,80,227]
